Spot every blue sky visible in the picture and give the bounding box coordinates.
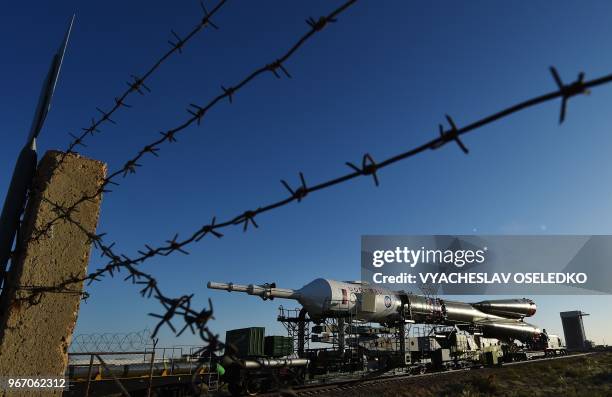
[2,0,612,347]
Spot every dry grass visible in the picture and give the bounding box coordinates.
[323,352,612,397]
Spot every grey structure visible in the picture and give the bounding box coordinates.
[560,311,589,350]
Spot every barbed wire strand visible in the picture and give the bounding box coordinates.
[24,0,357,253]
[63,0,227,157]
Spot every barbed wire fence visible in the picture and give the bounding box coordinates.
[63,0,225,156]
[69,328,154,353]
[5,0,612,392]
[8,0,361,375]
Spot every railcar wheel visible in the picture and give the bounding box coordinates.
[245,378,263,396]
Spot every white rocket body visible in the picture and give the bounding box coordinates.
[207,278,541,342]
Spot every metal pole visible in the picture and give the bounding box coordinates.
[84,353,94,397]
[0,16,73,289]
[399,321,406,365]
[146,339,158,397]
[95,354,131,397]
[0,146,37,277]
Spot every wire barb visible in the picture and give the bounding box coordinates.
[82,118,101,137]
[161,130,178,143]
[168,29,185,53]
[431,114,469,154]
[127,74,152,95]
[549,66,590,124]
[200,1,220,29]
[68,133,87,148]
[306,16,334,31]
[165,234,190,255]
[96,107,117,125]
[221,85,234,103]
[187,104,206,125]
[114,96,132,108]
[122,159,141,177]
[267,60,292,79]
[346,153,380,186]
[195,217,224,241]
[235,211,259,232]
[281,172,308,202]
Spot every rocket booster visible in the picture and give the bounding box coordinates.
[208,278,541,342]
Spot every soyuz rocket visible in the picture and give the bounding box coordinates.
[208,278,544,343]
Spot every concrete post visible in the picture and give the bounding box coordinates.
[0,151,106,396]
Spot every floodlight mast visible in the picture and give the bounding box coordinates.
[0,16,74,288]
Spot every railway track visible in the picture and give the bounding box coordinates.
[260,352,594,396]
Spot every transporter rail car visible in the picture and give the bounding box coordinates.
[209,278,567,395]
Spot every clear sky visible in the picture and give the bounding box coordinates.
[2,0,612,348]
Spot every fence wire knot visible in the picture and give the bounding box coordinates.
[137,244,157,258]
[143,144,160,157]
[196,217,224,241]
[127,74,151,95]
[549,66,590,124]
[235,210,259,232]
[96,107,117,125]
[346,153,380,186]
[114,96,132,108]
[281,172,308,202]
[139,279,158,298]
[221,85,235,103]
[306,16,336,31]
[122,159,141,176]
[166,234,189,255]
[161,130,178,143]
[168,29,185,53]
[431,114,469,154]
[267,60,292,79]
[82,118,101,137]
[200,1,220,29]
[68,133,87,148]
[187,104,206,125]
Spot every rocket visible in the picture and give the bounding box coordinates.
[208,278,543,343]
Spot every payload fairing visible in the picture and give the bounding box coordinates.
[208,278,543,343]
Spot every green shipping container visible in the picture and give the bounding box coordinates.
[264,336,294,357]
[225,327,265,358]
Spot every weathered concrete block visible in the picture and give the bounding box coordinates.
[0,151,106,396]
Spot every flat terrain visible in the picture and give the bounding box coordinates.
[316,352,612,397]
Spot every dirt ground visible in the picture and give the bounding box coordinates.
[318,352,612,397]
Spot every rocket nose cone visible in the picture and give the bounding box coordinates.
[295,278,335,317]
[297,278,332,297]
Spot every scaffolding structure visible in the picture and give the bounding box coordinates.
[278,306,311,358]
